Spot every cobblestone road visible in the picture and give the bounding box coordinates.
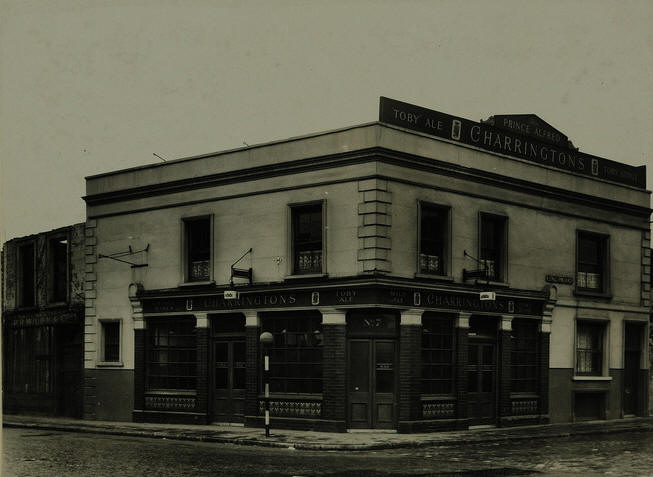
[4,427,653,476]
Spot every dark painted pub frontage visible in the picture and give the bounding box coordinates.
[131,280,552,432]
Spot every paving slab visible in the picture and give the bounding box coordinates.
[4,414,653,451]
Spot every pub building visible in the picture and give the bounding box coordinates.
[80,98,650,432]
[2,224,86,418]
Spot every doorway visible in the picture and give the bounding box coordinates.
[213,339,246,423]
[623,323,643,416]
[467,316,498,425]
[347,339,396,429]
[211,314,246,424]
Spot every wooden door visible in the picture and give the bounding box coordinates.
[467,340,496,425]
[347,339,396,429]
[213,340,246,423]
[623,324,642,416]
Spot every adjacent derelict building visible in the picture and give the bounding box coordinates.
[2,224,86,418]
[80,98,650,431]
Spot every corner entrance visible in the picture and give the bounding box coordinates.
[348,339,396,429]
[346,311,399,430]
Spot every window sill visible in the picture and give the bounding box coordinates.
[573,289,612,300]
[97,361,124,368]
[414,273,454,282]
[284,273,328,280]
[470,280,510,288]
[257,393,323,400]
[145,390,197,396]
[420,395,456,401]
[572,376,613,381]
[178,280,215,288]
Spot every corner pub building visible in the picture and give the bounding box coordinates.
[82,98,650,432]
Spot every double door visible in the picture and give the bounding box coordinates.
[347,339,396,429]
[213,339,246,423]
[467,340,497,425]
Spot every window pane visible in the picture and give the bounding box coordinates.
[480,216,505,281]
[146,318,197,390]
[293,204,323,274]
[421,315,454,395]
[511,320,538,393]
[420,205,447,275]
[50,238,68,302]
[262,313,322,394]
[19,243,35,307]
[576,322,603,375]
[577,233,605,291]
[186,218,210,281]
[103,322,120,362]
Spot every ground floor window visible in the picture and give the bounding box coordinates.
[146,317,197,390]
[576,321,604,376]
[262,312,323,394]
[421,313,455,395]
[511,319,538,393]
[4,326,53,394]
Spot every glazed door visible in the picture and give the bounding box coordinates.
[623,324,642,416]
[467,340,496,425]
[213,340,246,423]
[348,339,396,429]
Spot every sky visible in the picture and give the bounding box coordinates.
[1,0,652,242]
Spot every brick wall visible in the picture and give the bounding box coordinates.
[133,329,145,412]
[454,327,468,420]
[498,330,512,418]
[322,324,346,421]
[245,326,259,417]
[399,324,421,421]
[195,327,209,416]
[538,331,550,417]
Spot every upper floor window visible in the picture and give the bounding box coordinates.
[49,236,68,303]
[576,321,605,376]
[184,217,212,282]
[18,242,35,307]
[419,203,449,276]
[576,232,608,293]
[291,203,323,275]
[480,214,507,282]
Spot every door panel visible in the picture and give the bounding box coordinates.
[467,341,496,425]
[624,324,642,415]
[213,339,245,423]
[347,339,396,429]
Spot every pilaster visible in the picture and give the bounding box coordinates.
[455,312,470,421]
[399,309,422,421]
[321,308,346,422]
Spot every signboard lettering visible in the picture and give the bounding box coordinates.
[545,274,574,285]
[379,97,645,188]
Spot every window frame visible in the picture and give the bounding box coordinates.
[574,320,608,377]
[416,201,452,279]
[575,230,610,297]
[420,313,456,396]
[478,212,508,283]
[261,312,323,395]
[510,319,539,394]
[98,319,123,366]
[146,317,198,391]
[288,200,326,277]
[17,241,36,308]
[47,232,69,304]
[181,215,214,285]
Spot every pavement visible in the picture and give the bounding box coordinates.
[4,414,653,451]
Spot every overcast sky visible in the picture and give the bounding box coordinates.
[2,0,652,242]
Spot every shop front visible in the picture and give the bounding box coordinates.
[132,281,549,432]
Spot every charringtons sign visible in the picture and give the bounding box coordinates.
[379,97,645,188]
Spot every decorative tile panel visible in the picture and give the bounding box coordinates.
[422,400,455,419]
[511,399,538,416]
[258,399,322,418]
[145,395,196,411]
